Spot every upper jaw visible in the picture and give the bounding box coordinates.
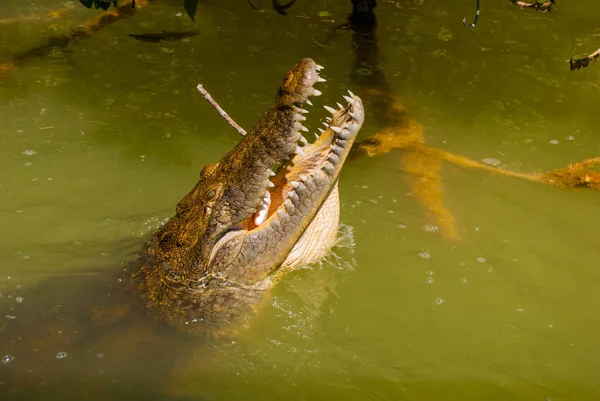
[210,92,365,275]
[204,59,365,279]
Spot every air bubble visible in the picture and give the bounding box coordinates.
[426,277,434,284]
[549,140,559,145]
[15,297,23,303]
[435,297,445,305]
[96,353,104,359]
[1,355,14,364]
[482,158,501,166]
[422,224,439,232]
[398,224,407,229]
[566,135,575,140]
[476,257,486,263]
[56,351,68,359]
[418,251,431,260]
[22,150,37,156]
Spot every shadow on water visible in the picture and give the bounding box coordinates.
[0,257,205,400]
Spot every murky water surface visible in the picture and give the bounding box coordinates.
[1,1,600,400]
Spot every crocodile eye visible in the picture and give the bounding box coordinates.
[206,189,217,201]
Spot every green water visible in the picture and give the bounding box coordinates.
[1,0,600,400]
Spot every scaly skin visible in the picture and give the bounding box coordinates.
[135,58,365,334]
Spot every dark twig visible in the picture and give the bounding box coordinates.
[273,0,297,15]
[570,48,600,71]
[197,85,246,136]
[463,0,480,28]
[247,0,263,10]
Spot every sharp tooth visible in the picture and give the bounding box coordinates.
[316,64,324,71]
[325,116,332,122]
[317,76,326,82]
[331,145,344,155]
[330,126,343,134]
[283,198,294,212]
[299,136,308,144]
[314,132,320,139]
[313,89,322,96]
[253,191,271,226]
[296,115,307,121]
[295,145,306,157]
[322,121,329,128]
[290,181,300,189]
[306,99,313,106]
[267,181,275,188]
[318,128,325,133]
[347,90,355,97]
[323,161,336,175]
[295,107,309,114]
[324,105,337,114]
[336,102,344,109]
[328,153,340,164]
[270,170,276,176]
[301,126,309,132]
[343,95,353,103]
[287,190,299,202]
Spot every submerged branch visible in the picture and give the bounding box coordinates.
[0,0,152,75]
[509,0,554,12]
[570,48,600,71]
[196,85,247,136]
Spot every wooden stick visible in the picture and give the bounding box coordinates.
[196,84,247,136]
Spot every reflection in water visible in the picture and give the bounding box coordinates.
[0,0,151,74]
[342,0,600,239]
[0,268,195,400]
[1,1,600,400]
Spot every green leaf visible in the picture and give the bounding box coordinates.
[183,0,199,22]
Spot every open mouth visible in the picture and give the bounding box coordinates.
[247,66,365,230]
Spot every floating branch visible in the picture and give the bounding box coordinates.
[509,0,554,12]
[570,48,600,71]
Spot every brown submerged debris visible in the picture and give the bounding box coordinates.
[540,157,600,189]
[509,0,554,12]
[570,48,600,71]
[0,0,152,75]
[352,90,600,239]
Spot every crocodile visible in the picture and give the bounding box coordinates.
[135,58,364,334]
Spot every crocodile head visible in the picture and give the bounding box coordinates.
[136,58,364,332]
